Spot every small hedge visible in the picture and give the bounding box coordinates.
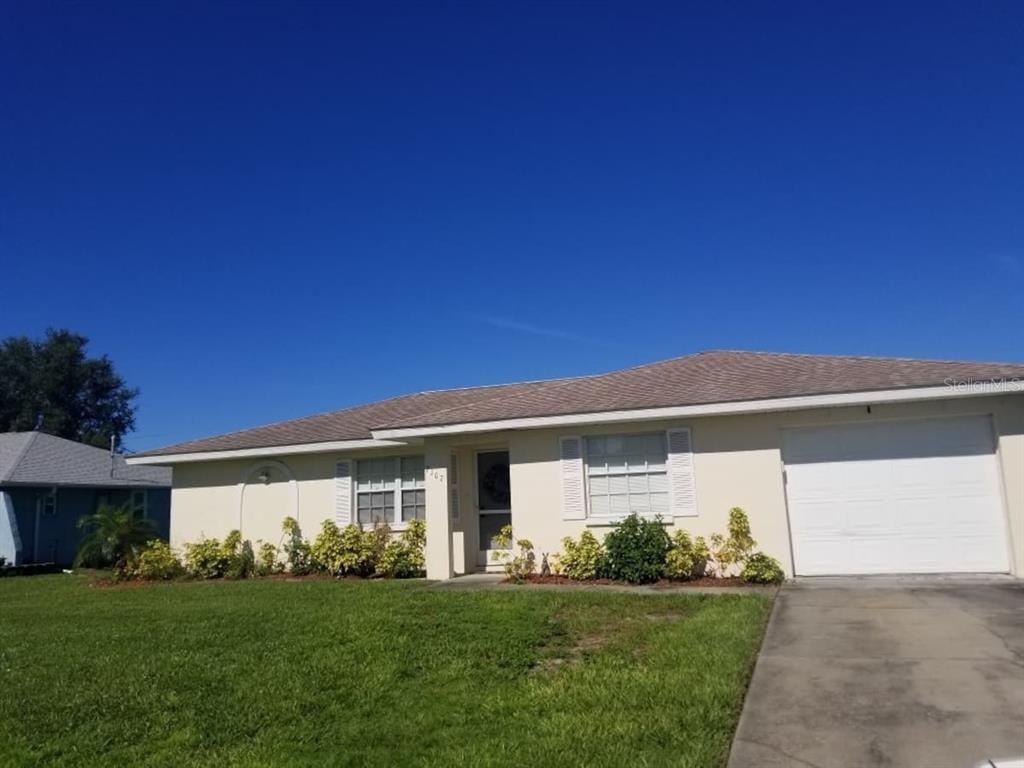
[740,552,785,584]
[550,507,785,586]
[602,514,671,584]
[557,530,605,580]
[134,517,426,582]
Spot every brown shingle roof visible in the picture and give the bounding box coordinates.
[133,350,1024,457]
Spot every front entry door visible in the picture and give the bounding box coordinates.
[476,451,512,568]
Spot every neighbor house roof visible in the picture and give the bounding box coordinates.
[132,350,1024,459]
[0,432,171,487]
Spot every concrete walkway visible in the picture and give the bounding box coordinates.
[728,577,1024,768]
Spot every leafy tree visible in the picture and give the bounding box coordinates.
[0,329,138,449]
[75,504,158,574]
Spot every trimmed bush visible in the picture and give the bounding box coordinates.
[741,552,785,584]
[224,534,255,580]
[133,540,184,581]
[557,531,605,580]
[310,520,346,575]
[602,513,671,584]
[183,537,231,579]
[281,517,313,575]
[664,530,710,581]
[378,519,426,578]
[334,523,390,577]
[255,542,281,576]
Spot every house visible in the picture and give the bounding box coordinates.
[125,351,1024,580]
[0,432,172,566]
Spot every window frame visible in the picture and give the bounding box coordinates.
[354,455,425,529]
[130,489,148,518]
[40,487,57,518]
[583,431,669,522]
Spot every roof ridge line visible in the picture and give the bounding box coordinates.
[705,349,1024,367]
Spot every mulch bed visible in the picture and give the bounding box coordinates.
[513,574,750,588]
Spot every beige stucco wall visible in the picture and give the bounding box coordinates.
[169,445,430,551]
[166,394,1024,578]
[506,394,1024,577]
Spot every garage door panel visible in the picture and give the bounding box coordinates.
[784,416,1009,576]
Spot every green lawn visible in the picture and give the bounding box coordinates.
[0,575,771,768]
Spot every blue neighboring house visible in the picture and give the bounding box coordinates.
[0,431,171,566]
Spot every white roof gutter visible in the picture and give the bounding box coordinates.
[370,382,1024,439]
[125,438,419,465]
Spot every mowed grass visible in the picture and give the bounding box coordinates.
[0,575,771,768]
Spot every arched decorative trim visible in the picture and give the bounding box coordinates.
[237,459,299,533]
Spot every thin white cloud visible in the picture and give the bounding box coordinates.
[477,315,618,347]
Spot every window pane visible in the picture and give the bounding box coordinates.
[608,475,629,494]
[650,492,670,515]
[358,458,398,491]
[609,494,630,515]
[402,504,425,522]
[647,473,669,493]
[627,475,649,494]
[605,436,625,455]
[585,432,668,519]
[401,456,424,488]
[624,435,647,453]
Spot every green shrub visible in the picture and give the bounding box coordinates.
[132,540,184,580]
[255,542,280,576]
[602,513,671,584]
[378,520,426,578]
[281,517,313,575]
[364,524,391,574]
[183,537,231,579]
[491,524,536,582]
[224,535,255,580]
[75,503,159,575]
[337,524,370,575]
[708,507,757,576]
[310,520,346,575]
[741,552,785,584]
[557,530,605,580]
[334,523,390,577]
[664,530,710,581]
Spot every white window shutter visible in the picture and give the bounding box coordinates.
[559,436,587,520]
[667,428,697,517]
[449,453,460,521]
[335,460,353,526]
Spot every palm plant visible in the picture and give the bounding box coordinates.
[75,503,158,572]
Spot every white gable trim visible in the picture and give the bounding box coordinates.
[370,383,1023,439]
[125,438,415,465]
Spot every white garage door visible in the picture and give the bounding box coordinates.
[783,416,1009,576]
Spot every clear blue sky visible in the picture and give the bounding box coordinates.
[2,2,1022,451]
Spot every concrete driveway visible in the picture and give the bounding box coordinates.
[729,578,1024,768]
